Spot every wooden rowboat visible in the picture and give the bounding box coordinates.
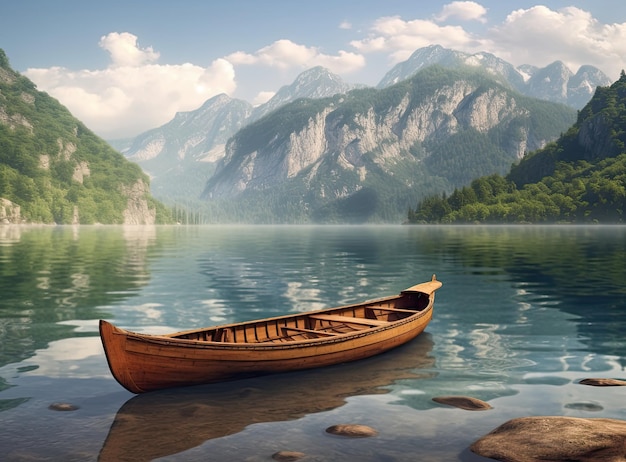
[99,275,442,393]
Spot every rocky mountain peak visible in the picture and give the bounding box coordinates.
[378,45,520,90]
[568,65,614,107]
[525,61,572,101]
[251,66,359,120]
[378,45,611,109]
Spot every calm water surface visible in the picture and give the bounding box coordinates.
[0,225,625,461]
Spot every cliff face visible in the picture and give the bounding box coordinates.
[0,198,21,224]
[121,180,157,225]
[577,113,615,161]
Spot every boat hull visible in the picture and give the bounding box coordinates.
[100,277,441,393]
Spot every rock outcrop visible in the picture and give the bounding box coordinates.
[0,198,21,224]
[577,112,622,161]
[121,180,156,225]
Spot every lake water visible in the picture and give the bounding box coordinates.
[1,225,625,461]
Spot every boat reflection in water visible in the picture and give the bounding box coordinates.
[98,334,434,461]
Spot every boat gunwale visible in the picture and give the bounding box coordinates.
[116,308,431,351]
[108,292,435,351]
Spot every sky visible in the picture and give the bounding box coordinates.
[1,0,626,140]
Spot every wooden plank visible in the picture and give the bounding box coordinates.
[404,278,442,294]
[309,314,389,326]
[281,326,339,336]
[367,306,417,313]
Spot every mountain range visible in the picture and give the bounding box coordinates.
[118,45,608,223]
[198,65,576,223]
[377,45,611,108]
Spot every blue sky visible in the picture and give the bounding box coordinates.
[1,1,625,139]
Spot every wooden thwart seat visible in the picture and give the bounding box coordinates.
[366,306,418,313]
[309,314,389,326]
[281,326,339,336]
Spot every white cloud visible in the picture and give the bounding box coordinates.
[227,39,316,69]
[25,33,236,139]
[252,91,275,106]
[339,21,352,30]
[488,6,626,78]
[224,39,366,105]
[226,39,365,74]
[98,32,160,67]
[435,1,488,23]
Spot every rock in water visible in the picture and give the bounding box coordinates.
[471,416,626,462]
[579,378,626,386]
[432,395,492,410]
[272,451,306,461]
[48,402,79,411]
[325,424,378,438]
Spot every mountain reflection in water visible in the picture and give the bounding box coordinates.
[98,334,434,462]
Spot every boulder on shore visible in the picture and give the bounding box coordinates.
[471,416,626,462]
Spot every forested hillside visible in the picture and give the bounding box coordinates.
[0,50,171,224]
[408,72,626,224]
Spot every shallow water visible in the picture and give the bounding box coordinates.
[0,225,625,461]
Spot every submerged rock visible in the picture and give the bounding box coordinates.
[471,416,626,462]
[325,424,378,438]
[48,402,79,411]
[580,378,626,386]
[432,395,492,410]
[564,401,604,412]
[272,450,306,461]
